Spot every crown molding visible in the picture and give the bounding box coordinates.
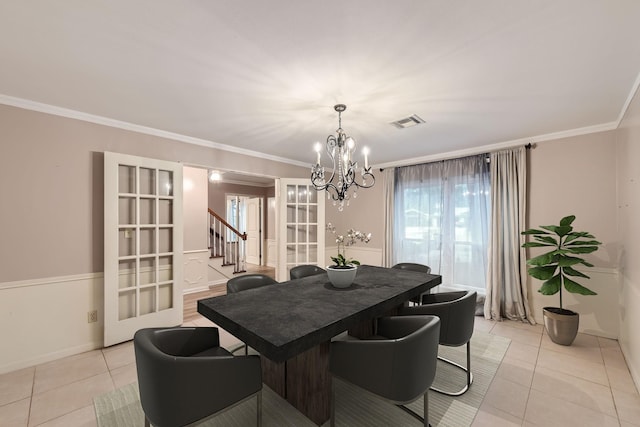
[374,121,618,169]
[0,94,309,168]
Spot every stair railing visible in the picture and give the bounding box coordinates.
[208,208,247,274]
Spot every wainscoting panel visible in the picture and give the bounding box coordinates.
[0,273,104,374]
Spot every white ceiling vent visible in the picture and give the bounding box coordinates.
[390,114,425,129]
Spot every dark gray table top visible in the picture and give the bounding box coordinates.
[197,265,442,362]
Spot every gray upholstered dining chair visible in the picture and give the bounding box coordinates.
[392,262,433,304]
[329,315,441,427]
[399,290,477,396]
[226,273,278,354]
[289,264,326,280]
[134,327,262,427]
[226,273,278,294]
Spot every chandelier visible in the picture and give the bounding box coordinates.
[311,104,375,210]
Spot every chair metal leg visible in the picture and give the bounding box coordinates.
[256,390,262,427]
[430,341,473,396]
[144,416,151,427]
[330,380,336,427]
[423,392,429,427]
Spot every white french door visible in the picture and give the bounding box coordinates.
[276,179,325,281]
[104,152,183,347]
[245,197,262,265]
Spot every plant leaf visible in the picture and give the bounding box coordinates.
[566,246,600,254]
[521,229,550,235]
[522,242,554,248]
[539,274,561,295]
[581,260,595,267]
[560,215,576,226]
[566,240,601,246]
[557,256,583,267]
[351,260,361,265]
[541,225,573,236]
[534,235,559,245]
[562,266,590,279]
[528,265,557,280]
[527,251,557,266]
[563,276,597,295]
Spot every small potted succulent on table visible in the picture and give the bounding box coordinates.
[326,224,371,288]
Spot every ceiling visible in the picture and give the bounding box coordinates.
[1,1,640,168]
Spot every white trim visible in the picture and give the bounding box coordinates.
[0,272,103,290]
[0,94,308,168]
[0,342,102,376]
[616,70,640,126]
[184,249,209,255]
[208,279,228,287]
[183,285,213,295]
[375,122,618,169]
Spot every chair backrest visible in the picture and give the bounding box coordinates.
[401,291,477,347]
[226,274,277,294]
[134,327,262,427]
[330,315,440,404]
[290,264,326,280]
[391,262,432,274]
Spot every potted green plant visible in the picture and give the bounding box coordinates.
[521,215,601,345]
[326,224,371,288]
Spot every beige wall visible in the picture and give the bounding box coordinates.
[0,104,307,283]
[616,88,640,387]
[0,104,308,372]
[183,167,208,252]
[526,131,620,337]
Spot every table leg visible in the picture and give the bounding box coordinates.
[260,342,331,426]
[286,342,331,426]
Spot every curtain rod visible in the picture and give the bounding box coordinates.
[379,142,533,171]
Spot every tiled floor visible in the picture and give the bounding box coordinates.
[1,316,638,426]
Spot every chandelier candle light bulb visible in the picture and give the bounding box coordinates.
[310,104,376,210]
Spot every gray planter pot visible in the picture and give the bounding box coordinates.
[326,265,357,288]
[543,307,579,346]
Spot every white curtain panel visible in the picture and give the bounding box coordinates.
[393,155,490,291]
[382,168,395,267]
[484,146,535,323]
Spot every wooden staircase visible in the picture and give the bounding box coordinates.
[208,208,247,276]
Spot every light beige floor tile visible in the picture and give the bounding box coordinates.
[191,316,216,327]
[540,333,604,365]
[481,377,529,418]
[472,402,522,427]
[530,366,617,417]
[621,422,640,427]
[102,341,134,371]
[607,365,639,394]
[35,405,97,427]
[33,351,108,395]
[0,367,34,406]
[496,357,535,387]
[498,319,544,333]
[536,347,609,386]
[109,362,138,390]
[524,389,619,427]
[473,317,496,333]
[612,387,640,425]
[602,346,632,371]
[491,323,542,347]
[598,336,620,347]
[0,397,30,427]
[504,340,540,365]
[28,372,113,427]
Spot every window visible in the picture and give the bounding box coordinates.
[393,154,490,292]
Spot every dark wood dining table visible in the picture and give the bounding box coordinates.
[197,264,442,425]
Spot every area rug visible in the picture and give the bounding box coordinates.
[94,330,510,427]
